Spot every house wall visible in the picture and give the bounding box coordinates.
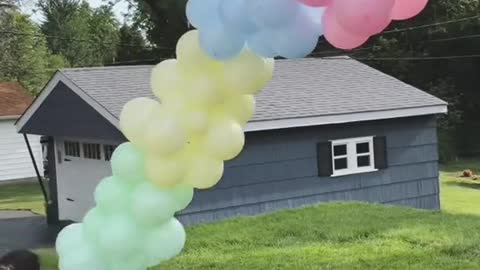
[177,115,440,225]
[51,115,440,224]
[0,119,43,182]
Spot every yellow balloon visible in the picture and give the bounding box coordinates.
[142,113,187,156]
[223,49,274,95]
[176,30,222,73]
[119,97,161,145]
[185,73,224,108]
[223,94,255,126]
[146,155,185,188]
[179,109,209,135]
[184,157,224,189]
[205,118,245,161]
[150,59,184,101]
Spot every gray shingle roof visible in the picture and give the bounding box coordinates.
[60,57,446,123]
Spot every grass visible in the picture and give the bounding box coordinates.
[0,182,45,215]
[440,159,480,216]
[3,160,480,269]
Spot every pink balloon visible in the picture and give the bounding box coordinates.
[333,0,395,36]
[297,0,333,7]
[391,0,429,20]
[322,7,369,50]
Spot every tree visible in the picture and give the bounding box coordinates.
[38,0,120,67]
[116,23,151,62]
[131,0,187,58]
[0,10,67,94]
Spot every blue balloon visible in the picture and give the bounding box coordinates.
[247,0,300,29]
[272,8,321,58]
[247,30,278,58]
[301,6,326,36]
[186,0,222,29]
[219,0,257,35]
[199,25,246,60]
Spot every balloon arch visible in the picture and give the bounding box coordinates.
[55,1,429,269]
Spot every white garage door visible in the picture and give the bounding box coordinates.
[56,138,117,222]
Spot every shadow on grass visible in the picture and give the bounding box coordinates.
[445,180,480,190]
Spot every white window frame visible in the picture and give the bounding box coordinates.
[330,136,377,177]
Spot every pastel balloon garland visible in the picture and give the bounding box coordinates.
[55,1,429,269]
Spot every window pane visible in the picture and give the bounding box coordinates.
[65,141,80,157]
[83,143,101,160]
[357,155,371,167]
[334,144,347,156]
[356,142,370,154]
[334,158,348,170]
[104,145,117,161]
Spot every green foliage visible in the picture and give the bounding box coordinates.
[0,11,64,94]
[38,0,120,67]
[116,23,151,62]
[131,0,187,57]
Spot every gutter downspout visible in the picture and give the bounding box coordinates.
[23,133,48,204]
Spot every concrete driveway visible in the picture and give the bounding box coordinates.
[0,211,61,256]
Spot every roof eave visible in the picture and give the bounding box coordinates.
[244,104,448,132]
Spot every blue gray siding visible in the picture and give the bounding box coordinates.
[178,115,440,225]
[19,82,126,141]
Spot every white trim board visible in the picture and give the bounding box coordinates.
[244,105,447,132]
[0,115,20,120]
[15,72,120,133]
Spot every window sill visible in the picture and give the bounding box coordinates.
[331,168,378,177]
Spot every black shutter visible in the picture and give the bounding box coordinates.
[317,141,333,177]
[374,136,388,169]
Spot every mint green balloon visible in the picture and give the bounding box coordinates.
[172,184,194,211]
[97,214,144,258]
[111,143,146,185]
[108,254,148,270]
[94,176,131,213]
[56,223,84,257]
[144,218,186,267]
[131,182,178,226]
[82,208,105,243]
[59,239,107,270]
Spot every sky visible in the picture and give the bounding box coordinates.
[21,0,131,24]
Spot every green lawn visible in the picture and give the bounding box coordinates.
[2,160,480,269]
[0,182,45,215]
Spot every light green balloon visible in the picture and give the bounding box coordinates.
[97,214,144,258]
[56,223,84,257]
[171,184,194,211]
[58,239,107,270]
[108,254,149,270]
[144,218,186,267]
[110,143,146,185]
[82,208,105,243]
[94,176,131,213]
[131,182,178,227]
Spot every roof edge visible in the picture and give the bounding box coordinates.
[0,115,20,120]
[244,104,448,132]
